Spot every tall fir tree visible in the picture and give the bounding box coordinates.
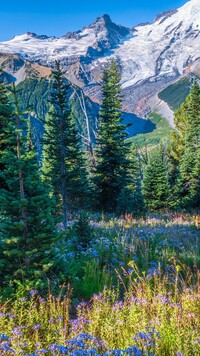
[117,147,145,215]
[186,78,200,144]
[142,148,171,211]
[0,74,13,191]
[170,101,189,163]
[175,79,200,207]
[168,89,191,190]
[94,60,132,212]
[0,84,61,291]
[42,61,89,227]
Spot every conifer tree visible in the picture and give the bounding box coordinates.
[170,101,189,163]
[0,84,61,290]
[176,79,200,207]
[142,149,170,211]
[0,75,13,191]
[117,147,145,215]
[167,103,188,190]
[170,79,200,160]
[94,60,131,212]
[42,61,89,226]
[186,78,200,144]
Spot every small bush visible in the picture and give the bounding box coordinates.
[73,211,93,249]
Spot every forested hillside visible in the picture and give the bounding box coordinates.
[158,76,191,111]
[12,77,98,155]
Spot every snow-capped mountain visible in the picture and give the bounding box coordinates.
[116,0,199,88]
[0,14,130,65]
[0,0,199,117]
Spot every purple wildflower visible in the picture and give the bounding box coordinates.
[32,324,41,330]
[29,289,39,297]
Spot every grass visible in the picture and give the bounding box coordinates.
[0,213,199,355]
[0,274,200,355]
[129,112,173,149]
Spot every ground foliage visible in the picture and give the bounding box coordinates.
[0,214,199,355]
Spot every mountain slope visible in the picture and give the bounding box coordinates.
[14,78,99,152]
[158,76,191,111]
[0,53,52,83]
[0,0,199,122]
[115,0,199,88]
[0,15,130,67]
[15,77,151,147]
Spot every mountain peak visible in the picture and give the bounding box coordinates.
[86,14,130,41]
[95,14,112,24]
[62,15,112,39]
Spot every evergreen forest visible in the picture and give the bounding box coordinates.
[0,61,199,355]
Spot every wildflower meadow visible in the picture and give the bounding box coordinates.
[0,213,199,355]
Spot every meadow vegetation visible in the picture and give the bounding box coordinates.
[129,113,173,149]
[0,213,199,355]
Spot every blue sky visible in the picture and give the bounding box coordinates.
[0,0,187,41]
